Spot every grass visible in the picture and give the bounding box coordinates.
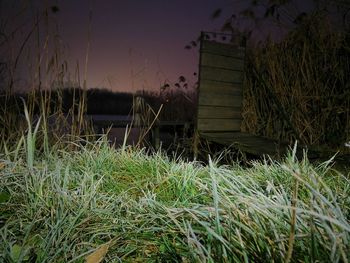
[0,122,349,262]
[0,5,349,262]
[242,12,350,149]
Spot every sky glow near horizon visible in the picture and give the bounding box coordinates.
[1,0,315,93]
[42,0,236,92]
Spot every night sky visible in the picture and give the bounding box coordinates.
[2,0,314,93]
[2,0,238,92]
[55,0,230,92]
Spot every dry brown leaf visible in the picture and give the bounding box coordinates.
[85,243,109,263]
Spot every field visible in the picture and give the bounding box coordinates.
[0,116,349,262]
[1,2,350,262]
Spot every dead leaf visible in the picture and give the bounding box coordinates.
[85,243,109,263]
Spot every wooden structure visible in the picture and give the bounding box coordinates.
[195,32,291,157]
[88,114,191,150]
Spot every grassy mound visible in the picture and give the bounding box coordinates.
[0,136,349,262]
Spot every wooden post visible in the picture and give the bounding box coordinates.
[193,131,199,159]
[133,95,144,127]
[153,125,160,150]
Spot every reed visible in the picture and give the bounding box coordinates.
[242,12,350,150]
[0,4,94,152]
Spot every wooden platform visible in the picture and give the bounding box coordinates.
[195,34,297,158]
[200,132,291,157]
[87,114,191,150]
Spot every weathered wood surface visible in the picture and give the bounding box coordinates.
[199,66,243,83]
[196,38,294,157]
[198,93,243,107]
[201,132,291,157]
[197,106,242,119]
[200,80,243,95]
[197,40,245,134]
[201,53,244,70]
[197,119,242,132]
[201,41,245,58]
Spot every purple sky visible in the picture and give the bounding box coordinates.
[51,0,237,92]
[2,0,317,93]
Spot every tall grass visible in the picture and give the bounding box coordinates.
[0,121,349,262]
[242,12,350,150]
[0,4,95,152]
[0,6,349,261]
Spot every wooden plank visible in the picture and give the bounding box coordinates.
[201,40,245,58]
[201,53,244,70]
[200,80,243,96]
[197,119,241,132]
[200,66,243,83]
[199,93,243,107]
[200,132,286,156]
[197,106,242,119]
[200,131,308,157]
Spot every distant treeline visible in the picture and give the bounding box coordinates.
[1,87,197,122]
[64,88,134,115]
[0,88,133,115]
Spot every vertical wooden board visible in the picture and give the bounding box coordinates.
[201,40,245,58]
[196,38,246,134]
[199,80,243,95]
[200,66,244,83]
[197,106,242,119]
[197,118,242,132]
[201,53,244,70]
[198,93,243,107]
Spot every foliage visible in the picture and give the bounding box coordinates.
[205,0,350,149]
[0,3,93,151]
[0,124,349,262]
[242,12,350,148]
[211,0,350,41]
